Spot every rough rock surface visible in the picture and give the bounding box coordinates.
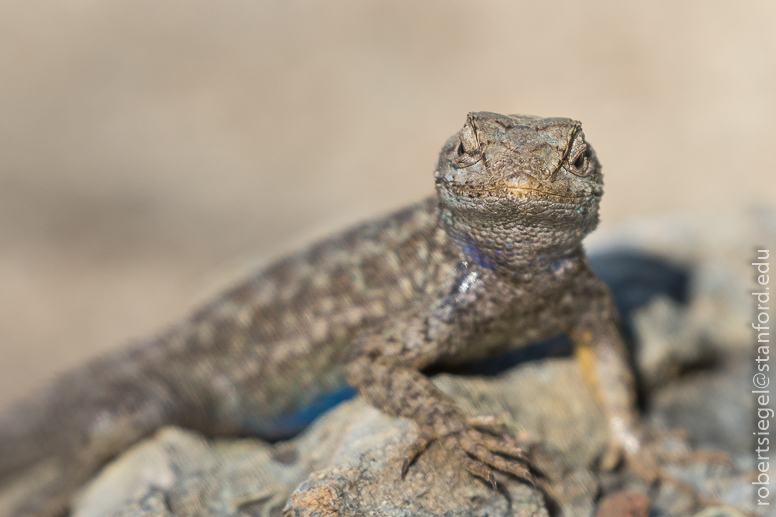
[1,210,773,517]
[71,359,597,517]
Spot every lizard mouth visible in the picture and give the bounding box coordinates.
[438,182,600,202]
[503,186,592,200]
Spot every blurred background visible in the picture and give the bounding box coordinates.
[0,0,774,410]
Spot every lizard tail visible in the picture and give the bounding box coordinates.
[0,394,55,483]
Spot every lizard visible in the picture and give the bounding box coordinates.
[0,112,710,516]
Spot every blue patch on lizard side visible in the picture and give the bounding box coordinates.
[242,385,357,440]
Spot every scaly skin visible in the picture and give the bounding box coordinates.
[2,112,678,515]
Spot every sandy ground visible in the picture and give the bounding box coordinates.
[0,0,774,410]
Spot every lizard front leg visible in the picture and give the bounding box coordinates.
[343,317,533,489]
[569,278,732,509]
[568,285,649,477]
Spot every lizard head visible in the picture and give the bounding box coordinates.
[434,112,604,271]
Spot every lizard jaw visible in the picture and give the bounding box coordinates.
[437,182,599,203]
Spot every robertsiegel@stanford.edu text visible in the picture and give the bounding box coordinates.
[753,249,771,507]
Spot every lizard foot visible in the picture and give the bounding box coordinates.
[611,428,735,513]
[401,414,534,489]
[640,426,734,469]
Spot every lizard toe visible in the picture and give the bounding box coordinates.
[400,427,435,478]
[466,415,508,434]
[628,427,735,480]
[471,429,530,464]
[459,432,534,485]
[441,434,499,490]
[599,441,623,472]
[439,428,535,488]
[621,430,736,514]
[654,446,734,469]
[655,471,725,512]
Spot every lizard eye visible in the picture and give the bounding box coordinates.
[452,124,482,168]
[568,146,590,177]
[459,124,479,154]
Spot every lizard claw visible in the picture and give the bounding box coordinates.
[401,428,435,478]
[598,442,623,472]
[488,470,498,491]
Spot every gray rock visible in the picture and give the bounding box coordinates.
[74,360,602,517]
[632,295,707,389]
[587,208,776,355]
[68,355,760,517]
